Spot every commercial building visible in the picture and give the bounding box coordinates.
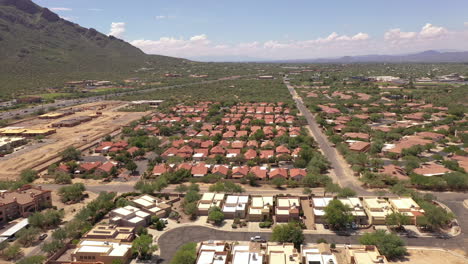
[301,243,337,264]
[0,136,26,152]
[131,194,173,218]
[248,196,274,221]
[344,245,388,264]
[108,205,151,228]
[0,185,52,227]
[267,242,300,264]
[362,198,393,225]
[197,193,225,216]
[222,195,249,219]
[275,197,300,222]
[388,197,425,224]
[71,240,132,264]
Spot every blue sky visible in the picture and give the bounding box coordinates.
[35,0,468,60]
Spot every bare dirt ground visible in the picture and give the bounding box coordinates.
[390,248,468,264]
[0,101,149,180]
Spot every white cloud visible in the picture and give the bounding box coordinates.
[420,23,448,38]
[50,7,72,12]
[156,15,176,20]
[108,22,126,38]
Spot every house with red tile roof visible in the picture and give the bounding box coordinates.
[226,148,241,158]
[246,140,259,148]
[249,166,268,179]
[212,165,230,177]
[415,131,445,141]
[78,162,102,173]
[218,140,230,148]
[172,139,185,148]
[193,148,209,161]
[349,141,371,152]
[57,163,70,173]
[232,166,249,179]
[289,168,306,181]
[161,147,178,159]
[260,141,274,148]
[191,163,209,177]
[378,164,408,180]
[200,140,214,148]
[96,162,117,175]
[153,164,170,176]
[276,145,291,155]
[210,146,226,155]
[127,146,140,156]
[177,163,193,171]
[231,141,246,149]
[269,168,288,179]
[343,132,370,141]
[244,149,257,160]
[260,150,275,160]
[414,163,451,177]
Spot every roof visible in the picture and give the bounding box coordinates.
[0,218,29,237]
[414,163,451,176]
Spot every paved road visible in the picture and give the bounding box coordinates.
[0,75,249,120]
[157,225,467,264]
[284,78,372,196]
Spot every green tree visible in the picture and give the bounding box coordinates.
[20,169,38,183]
[359,230,407,259]
[323,200,354,229]
[271,222,304,249]
[3,243,23,260]
[271,177,286,188]
[58,183,86,203]
[132,234,158,259]
[16,227,41,247]
[54,171,72,184]
[324,182,341,196]
[41,239,63,255]
[208,206,225,225]
[170,242,197,264]
[337,187,357,198]
[385,212,411,229]
[424,203,455,230]
[183,202,198,219]
[125,160,138,173]
[60,146,81,161]
[17,255,46,264]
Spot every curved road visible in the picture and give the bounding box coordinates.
[157,225,467,263]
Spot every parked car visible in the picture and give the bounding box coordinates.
[351,222,358,230]
[323,223,330,229]
[39,234,48,240]
[160,218,169,224]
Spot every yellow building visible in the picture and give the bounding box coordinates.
[197,193,225,216]
[248,196,273,221]
[267,242,300,264]
[362,198,393,225]
[345,245,388,264]
[72,240,132,264]
[388,197,425,224]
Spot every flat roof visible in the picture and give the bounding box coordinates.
[77,245,110,253]
[0,218,29,237]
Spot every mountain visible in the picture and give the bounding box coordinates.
[0,0,186,95]
[273,50,468,64]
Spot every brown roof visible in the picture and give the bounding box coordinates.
[414,163,451,176]
[249,166,268,179]
[378,164,408,180]
[349,141,371,152]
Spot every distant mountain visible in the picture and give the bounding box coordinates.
[190,55,269,63]
[273,50,468,63]
[0,0,186,95]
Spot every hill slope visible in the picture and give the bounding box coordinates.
[0,0,185,96]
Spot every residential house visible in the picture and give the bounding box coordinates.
[362,198,393,225]
[197,193,225,216]
[275,197,300,222]
[222,195,249,219]
[248,196,274,221]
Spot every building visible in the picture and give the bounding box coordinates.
[388,197,424,225]
[362,198,393,225]
[131,194,173,218]
[267,242,300,264]
[301,243,338,264]
[339,197,368,225]
[413,163,452,177]
[196,241,229,264]
[345,245,388,264]
[248,196,274,221]
[222,195,249,219]
[275,197,300,222]
[81,225,135,243]
[311,197,333,224]
[0,136,26,152]
[231,242,264,264]
[0,185,52,227]
[71,240,132,264]
[108,205,151,228]
[197,193,225,216]
[349,141,371,152]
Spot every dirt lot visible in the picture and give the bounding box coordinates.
[390,248,468,264]
[0,101,149,180]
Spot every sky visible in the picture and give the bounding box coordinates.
[35,0,468,61]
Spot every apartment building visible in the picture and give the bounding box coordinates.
[362,198,393,225]
[222,195,249,219]
[197,193,225,216]
[0,185,52,227]
[248,196,274,221]
[275,197,300,222]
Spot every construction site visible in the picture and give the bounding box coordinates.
[0,101,150,180]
